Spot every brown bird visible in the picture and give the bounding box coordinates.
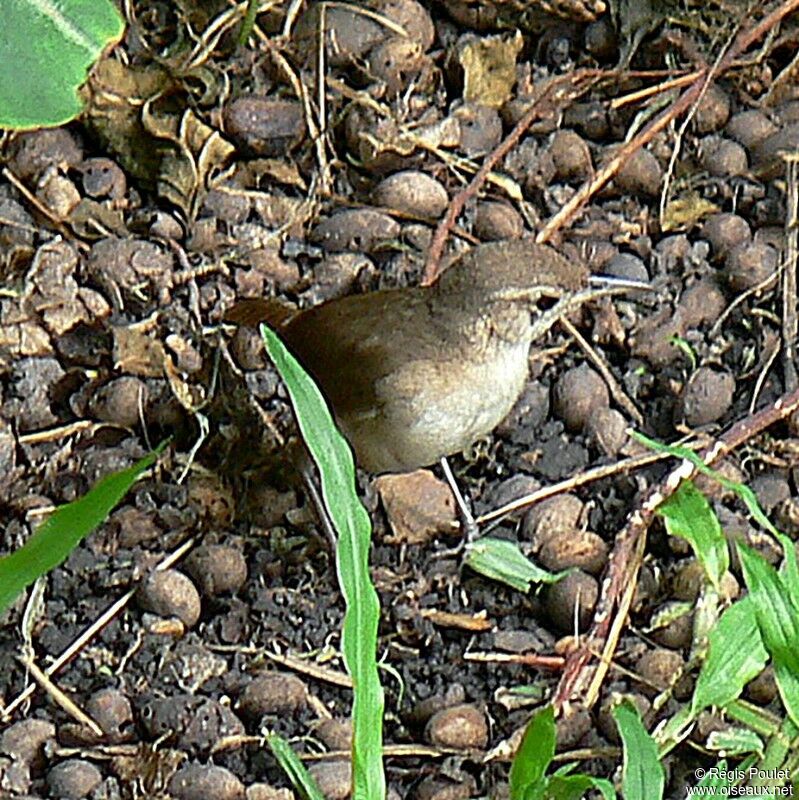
[229,239,595,474]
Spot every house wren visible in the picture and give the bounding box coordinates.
[230,239,593,473]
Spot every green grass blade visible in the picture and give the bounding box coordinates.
[692,596,768,713]
[612,699,664,800]
[632,432,780,537]
[267,734,325,800]
[738,543,799,729]
[509,704,556,799]
[261,325,385,800]
[0,447,161,616]
[656,480,728,590]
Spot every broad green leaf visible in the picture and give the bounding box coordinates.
[656,481,728,591]
[0,447,160,616]
[0,0,125,129]
[692,596,768,712]
[509,705,556,799]
[738,543,799,729]
[261,325,385,800]
[268,734,325,800]
[613,700,664,800]
[465,537,567,592]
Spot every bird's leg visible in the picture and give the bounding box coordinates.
[439,456,480,545]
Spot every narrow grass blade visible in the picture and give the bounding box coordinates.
[738,543,799,729]
[0,447,161,616]
[632,432,780,537]
[509,705,556,799]
[612,699,665,800]
[267,734,325,800]
[465,537,567,592]
[261,325,385,799]
[656,480,728,590]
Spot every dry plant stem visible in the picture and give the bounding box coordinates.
[421,69,602,284]
[783,154,799,393]
[611,70,701,109]
[558,316,644,425]
[2,538,197,720]
[464,651,566,670]
[538,0,799,243]
[554,383,799,711]
[475,449,676,527]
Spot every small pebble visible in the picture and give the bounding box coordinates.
[0,719,55,764]
[238,672,308,718]
[701,212,751,259]
[137,569,201,628]
[522,494,585,544]
[615,148,662,197]
[636,648,684,694]
[700,136,748,177]
[308,760,351,800]
[538,529,608,575]
[372,170,448,217]
[224,97,306,157]
[88,376,147,427]
[311,209,400,253]
[549,129,592,183]
[552,364,610,432]
[692,84,730,133]
[452,103,502,157]
[544,570,598,632]
[751,473,791,511]
[473,200,523,240]
[679,366,734,427]
[184,545,248,597]
[314,718,353,751]
[46,759,102,799]
[603,252,648,283]
[562,101,609,141]
[86,687,134,740]
[726,109,777,149]
[556,703,591,749]
[168,764,245,800]
[724,241,778,291]
[425,704,488,749]
[585,407,629,456]
[745,665,778,705]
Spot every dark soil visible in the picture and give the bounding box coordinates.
[1,1,798,798]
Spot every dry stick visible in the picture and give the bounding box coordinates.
[783,153,799,393]
[554,384,799,710]
[550,0,799,710]
[537,0,799,245]
[421,69,602,284]
[2,538,197,720]
[559,316,644,425]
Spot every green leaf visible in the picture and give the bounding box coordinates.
[612,700,664,800]
[738,543,799,729]
[261,325,385,800]
[631,432,780,537]
[509,705,555,800]
[692,596,768,713]
[706,727,764,757]
[465,537,567,592]
[656,481,728,590]
[0,447,160,616]
[0,0,125,129]
[267,734,325,800]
